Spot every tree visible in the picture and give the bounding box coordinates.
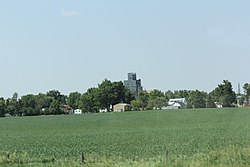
[46,90,66,105]
[95,79,128,112]
[20,94,37,116]
[0,97,6,117]
[130,90,168,110]
[109,81,126,105]
[165,90,174,101]
[210,80,236,107]
[131,99,142,111]
[243,83,250,105]
[49,100,62,115]
[147,97,168,110]
[147,89,167,110]
[206,94,216,108]
[243,83,250,96]
[138,90,149,110]
[67,92,81,109]
[20,93,54,116]
[96,79,114,112]
[187,90,207,108]
[124,88,135,104]
[5,92,20,116]
[173,90,190,99]
[35,93,53,115]
[79,88,98,113]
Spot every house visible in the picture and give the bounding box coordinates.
[4,113,12,117]
[74,109,82,115]
[99,105,113,113]
[214,102,223,108]
[99,109,108,113]
[167,98,187,109]
[62,105,74,114]
[113,103,131,112]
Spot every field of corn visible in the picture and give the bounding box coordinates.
[1,108,250,166]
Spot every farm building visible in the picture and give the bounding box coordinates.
[113,103,131,112]
[62,105,74,114]
[99,105,112,113]
[99,109,108,113]
[167,98,187,109]
[214,102,223,108]
[62,105,82,114]
[123,73,143,99]
[74,109,82,114]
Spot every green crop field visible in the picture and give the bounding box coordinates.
[1,108,250,166]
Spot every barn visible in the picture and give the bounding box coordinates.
[113,103,131,112]
[167,98,187,109]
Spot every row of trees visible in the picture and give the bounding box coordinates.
[0,80,133,117]
[0,80,249,117]
[131,80,237,110]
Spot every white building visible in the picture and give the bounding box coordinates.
[99,105,112,113]
[113,103,131,112]
[74,109,82,114]
[167,98,187,109]
[99,109,108,113]
[214,102,223,108]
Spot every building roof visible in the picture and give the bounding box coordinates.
[62,105,73,110]
[169,98,186,103]
[173,103,181,107]
[114,103,129,107]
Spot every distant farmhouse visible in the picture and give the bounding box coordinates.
[62,105,74,114]
[113,103,131,112]
[165,98,187,109]
[62,105,82,115]
[124,73,143,99]
[74,109,82,114]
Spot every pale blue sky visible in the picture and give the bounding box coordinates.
[0,0,250,98]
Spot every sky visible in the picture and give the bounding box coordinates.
[0,0,250,98]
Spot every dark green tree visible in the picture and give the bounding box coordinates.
[165,90,174,101]
[110,81,126,105]
[138,90,149,110]
[67,92,81,109]
[131,99,142,111]
[125,88,135,104]
[46,90,66,105]
[147,97,167,110]
[49,100,62,115]
[173,90,190,99]
[5,92,20,116]
[243,83,250,105]
[131,90,149,110]
[20,94,37,116]
[96,79,128,112]
[187,90,207,108]
[0,97,6,117]
[79,88,98,113]
[206,94,216,108]
[147,89,167,110]
[210,80,236,107]
[35,93,54,115]
[96,79,113,111]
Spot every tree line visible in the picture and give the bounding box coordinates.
[0,79,249,117]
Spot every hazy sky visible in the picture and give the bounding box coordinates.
[0,0,250,98]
